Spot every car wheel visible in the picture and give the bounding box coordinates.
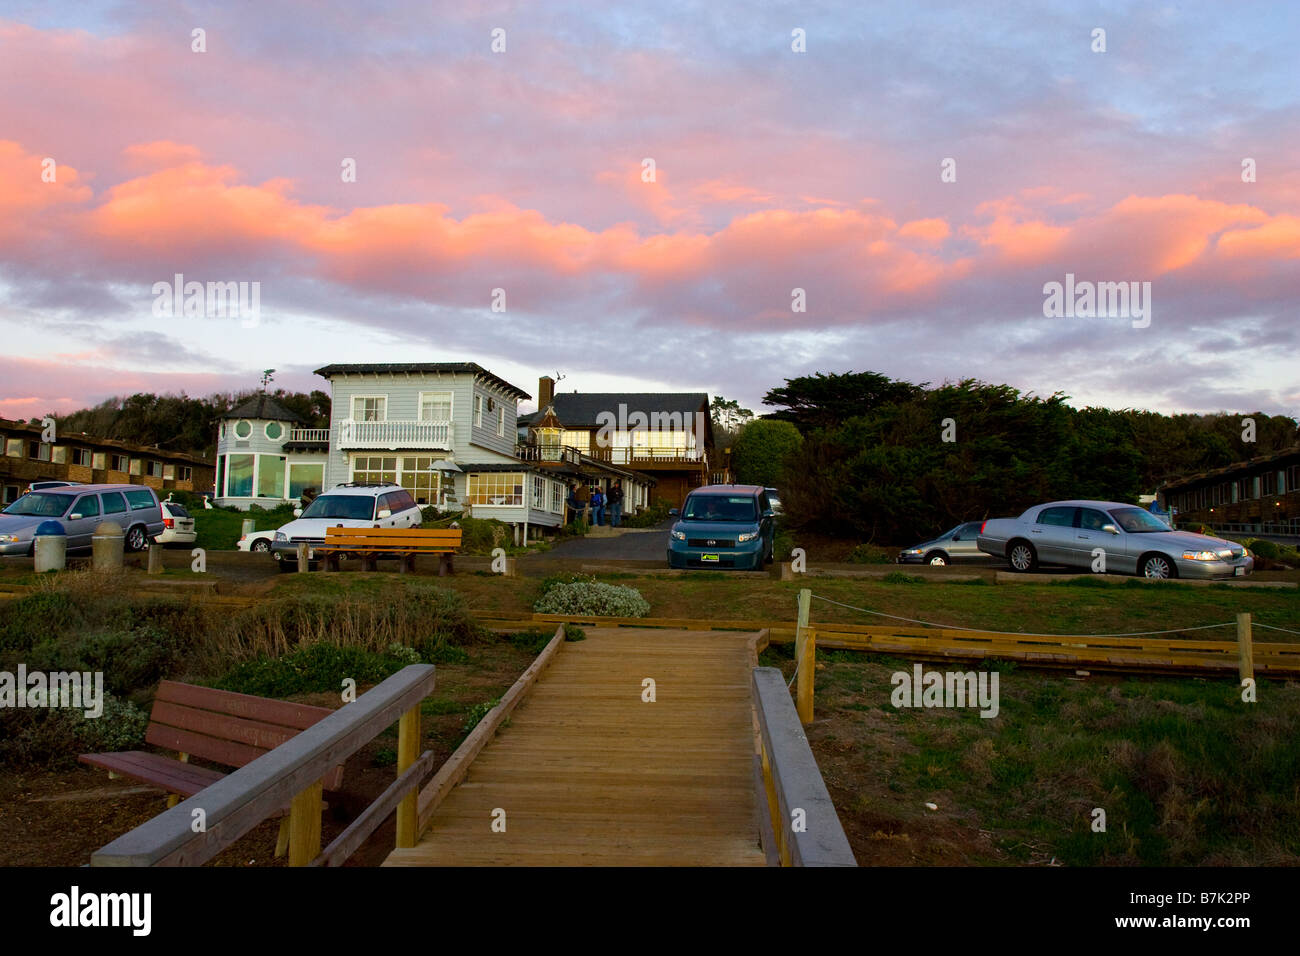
[1140,554,1176,579]
[1007,540,1037,572]
[926,551,948,566]
[252,539,271,553]
[124,525,148,552]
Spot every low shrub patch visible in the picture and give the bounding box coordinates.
[533,580,650,617]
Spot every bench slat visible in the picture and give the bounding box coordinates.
[324,527,462,541]
[79,751,227,797]
[150,701,305,753]
[155,681,334,731]
[145,724,269,770]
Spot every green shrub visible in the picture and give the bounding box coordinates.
[0,691,148,768]
[419,515,513,554]
[564,624,586,642]
[0,591,82,651]
[881,570,924,585]
[772,530,795,562]
[533,581,650,617]
[1244,538,1281,560]
[371,748,397,768]
[847,543,893,564]
[621,501,671,528]
[213,643,417,697]
[462,698,500,735]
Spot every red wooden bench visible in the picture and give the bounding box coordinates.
[80,681,345,857]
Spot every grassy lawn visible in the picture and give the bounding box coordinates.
[193,504,296,551]
[764,644,1300,865]
[266,570,1300,639]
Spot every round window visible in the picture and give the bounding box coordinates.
[265,421,283,440]
[219,423,225,439]
[234,420,252,439]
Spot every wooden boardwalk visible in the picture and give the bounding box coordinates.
[384,628,766,866]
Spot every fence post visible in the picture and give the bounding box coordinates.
[395,704,420,848]
[795,588,814,724]
[1237,612,1254,684]
[296,541,310,573]
[287,781,323,867]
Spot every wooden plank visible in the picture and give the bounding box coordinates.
[148,701,302,752]
[313,750,436,867]
[287,781,323,867]
[395,706,421,848]
[416,625,567,833]
[78,751,225,796]
[91,664,435,867]
[143,724,267,771]
[155,681,334,730]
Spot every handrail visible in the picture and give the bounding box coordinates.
[91,664,436,867]
[752,667,857,866]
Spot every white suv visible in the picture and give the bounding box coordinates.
[270,483,423,567]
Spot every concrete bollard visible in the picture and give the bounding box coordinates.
[241,518,256,539]
[147,542,163,574]
[297,541,310,573]
[780,562,796,581]
[33,521,67,573]
[92,521,125,572]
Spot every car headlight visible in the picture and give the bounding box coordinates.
[901,548,923,555]
[1181,550,1219,561]
[670,530,686,541]
[0,534,19,543]
[738,531,760,542]
[274,532,288,542]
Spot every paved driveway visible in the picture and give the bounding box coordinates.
[535,523,669,561]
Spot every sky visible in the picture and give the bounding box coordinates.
[1,0,1297,421]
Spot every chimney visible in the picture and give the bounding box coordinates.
[538,375,555,407]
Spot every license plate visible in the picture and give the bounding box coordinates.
[1234,566,1244,576]
[701,554,720,562]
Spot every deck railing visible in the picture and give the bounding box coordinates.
[90,664,437,867]
[752,667,857,866]
[337,419,452,450]
[515,443,583,465]
[288,428,330,443]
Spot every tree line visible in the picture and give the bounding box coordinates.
[720,371,1298,544]
[34,390,331,457]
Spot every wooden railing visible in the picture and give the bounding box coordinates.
[337,419,452,450]
[288,428,330,443]
[90,664,437,867]
[752,667,857,866]
[515,443,583,465]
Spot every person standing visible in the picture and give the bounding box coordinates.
[607,480,624,527]
[574,482,591,525]
[590,486,605,526]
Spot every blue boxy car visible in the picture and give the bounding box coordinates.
[666,484,775,570]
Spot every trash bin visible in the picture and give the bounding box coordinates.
[92,520,125,572]
[33,520,67,573]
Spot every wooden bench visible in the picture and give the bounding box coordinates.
[317,526,462,574]
[80,681,345,857]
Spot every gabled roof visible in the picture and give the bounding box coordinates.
[518,392,709,429]
[220,394,305,423]
[313,363,530,401]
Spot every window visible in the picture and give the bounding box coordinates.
[265,421,284,441]
[1251,476,1261,499]
[92,452,106,470]
[288,463,324,499]
[561,430,591,452]
[70,448,91,467]
[473,394,483,428]
[380,489,417,514]
[419,392,453,422]
[219,423,225,440]
[216,456,226,498]
[101,492,127,515]
[110,454,129,472]
[179,466,192,481]
[227,454,255,497]
[71,495,99,519]
[257,455,285,498]
[1078,509,1111,531]
[52,446,68,464]
[234,420,252,439]
[125,489,156,510]
[497,406,506,437]
[399,456,444,504]
[1037,506,1076,527]
[551,481,563,513]
[352,455,398,484]
[466,472,523,506]
[146,461,163,478]
[163,464,175,480]
[4,439,22,458]
[28,441,51,461]
[129,459,142,476]
[352,396,387,422]
[531,475,545,509]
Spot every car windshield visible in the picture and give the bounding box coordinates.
[299,494,375,520]
[681,495,758,522]
[1108,507,1170,533]
[2,493,72,517]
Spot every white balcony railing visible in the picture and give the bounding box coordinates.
[337,419,452,450]
[288,428,330,443]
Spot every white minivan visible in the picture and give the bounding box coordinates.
[269,483,423,567]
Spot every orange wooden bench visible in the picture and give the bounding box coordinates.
[80,680,345,857]
[317,526,463,574]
